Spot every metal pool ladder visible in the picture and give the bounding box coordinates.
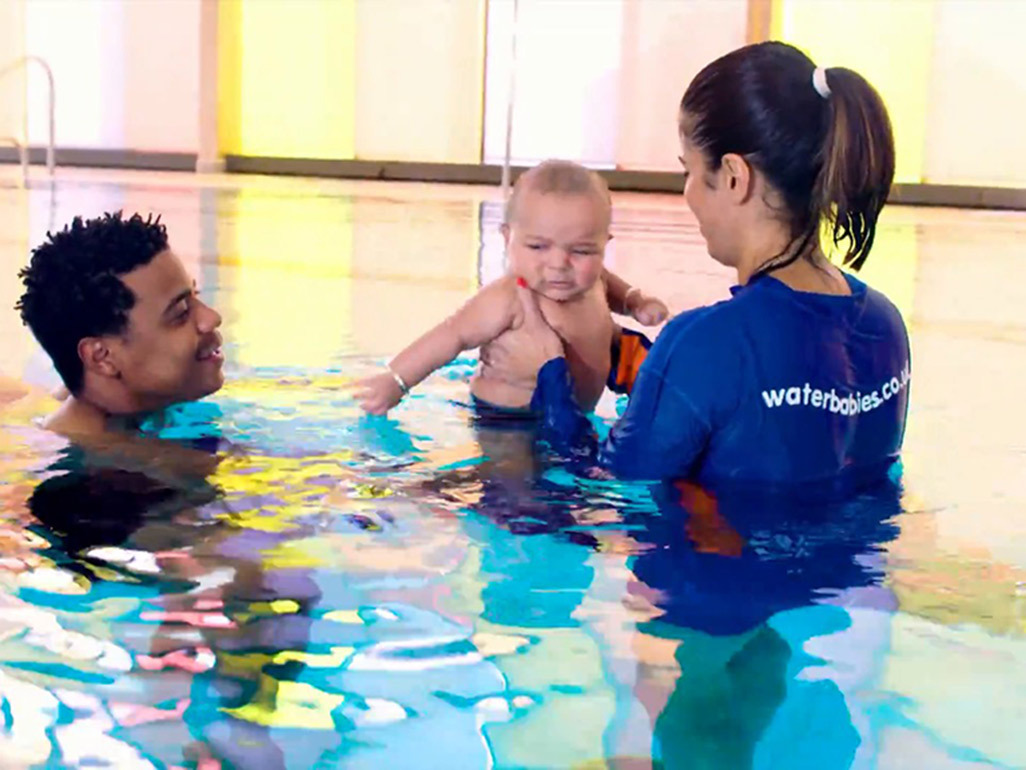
[0,55,56,186]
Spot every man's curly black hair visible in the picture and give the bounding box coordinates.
[16,212,169,394]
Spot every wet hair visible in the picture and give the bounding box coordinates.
[680,41,895,275]
[505,159,612,228]
[28,469,180,554]
[16,212,169,394]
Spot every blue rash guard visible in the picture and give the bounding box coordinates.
[533,273,911,493]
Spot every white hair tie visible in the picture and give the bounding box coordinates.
[812,67,831,99]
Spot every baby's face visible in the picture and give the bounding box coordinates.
[504,190,609,302]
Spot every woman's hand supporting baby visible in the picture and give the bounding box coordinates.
[483,278,567,379]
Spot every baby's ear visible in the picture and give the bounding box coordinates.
[500,223,511,245]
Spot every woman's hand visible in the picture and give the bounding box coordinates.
[485,279,566,378]
[517,278,565,358]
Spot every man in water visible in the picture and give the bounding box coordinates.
[14,211,224,438]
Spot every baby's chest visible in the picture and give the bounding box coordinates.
[546,303,615,366]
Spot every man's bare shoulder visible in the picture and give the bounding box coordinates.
[39,397,221,483]
[40,396,108,436]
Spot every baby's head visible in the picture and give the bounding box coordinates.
[503,160,611,302]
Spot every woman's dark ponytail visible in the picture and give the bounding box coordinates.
[814,67,895,270]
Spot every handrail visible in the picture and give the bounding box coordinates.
[499,0,520,202]
[0,55,56,179]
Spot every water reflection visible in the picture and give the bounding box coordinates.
[0,354,1012,768]
[417,414,905,768]
[4,460,223,767]
[2,175,1024,767]
[622,479,902,769]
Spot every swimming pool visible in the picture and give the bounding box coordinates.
[1,169,1024,769]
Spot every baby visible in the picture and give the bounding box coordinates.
[355,160,668,416]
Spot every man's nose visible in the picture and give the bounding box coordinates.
[195,298,222,332]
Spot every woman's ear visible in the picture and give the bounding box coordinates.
[720,153,754,203]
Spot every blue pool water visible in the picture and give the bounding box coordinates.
[1,173,1024,769]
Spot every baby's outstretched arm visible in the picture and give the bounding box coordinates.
[355,280,517,415]
[604,268,669,326]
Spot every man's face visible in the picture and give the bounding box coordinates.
[105,250,224,411]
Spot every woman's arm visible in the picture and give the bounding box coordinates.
[596,367,709,479]
[502,284,714,480]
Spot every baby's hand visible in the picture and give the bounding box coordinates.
[354,372,404,415]
[630,295,669,326]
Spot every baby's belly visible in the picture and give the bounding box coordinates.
[471,370,536,410]
[474,324,612,413]
[472,358,607,413]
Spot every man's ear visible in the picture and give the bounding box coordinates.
[77,338,120,379]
